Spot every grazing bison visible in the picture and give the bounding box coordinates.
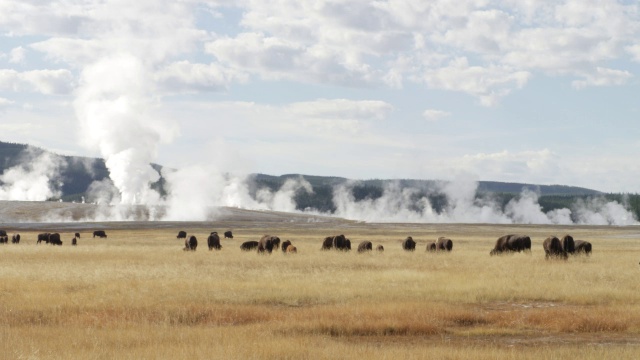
[37,233,50,244]
[286,245,297,253]
[272,237,281,250]
[376,245,384,252]
[0,235,7,244]
[543,236,567,259]
[11,233,20,244]
[40,234,48,244]
[436,237,453,252]
[402,236,416,251]
[357,241,373,253]
[240,241,259,251]
[490,234,512,255]
[184,235,198,251]
[208,232,222,250]
[426,242,437,252]
[490,234,530,255]
[258,235,280,253]
[507,235,531,252]
[48,233,62,246]
[72,237,77,246]
[332,234,347,250]
[322,235,350,251]
[574,240,592,255]
[177,231,187,239]
[321,236,334,250]
[560,235,575,254]
[281,240,292,252]
[224,231,233,239]
[93,230,107,238]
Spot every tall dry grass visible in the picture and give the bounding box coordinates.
[1,224,640,359]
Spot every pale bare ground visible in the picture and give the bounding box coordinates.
[1,204,640,359]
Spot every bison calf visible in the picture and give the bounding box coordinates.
[357,241,373,253]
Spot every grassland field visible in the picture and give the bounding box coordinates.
[1,215,640,359]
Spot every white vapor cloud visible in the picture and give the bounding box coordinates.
[0,69,74,95]
[0,148,65,201]
[422,109,451,121]
[329,178,637,225]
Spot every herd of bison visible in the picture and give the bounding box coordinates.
[0,228,593,259]
[177,231,591,259]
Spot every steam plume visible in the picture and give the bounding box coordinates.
[0,148,64,201]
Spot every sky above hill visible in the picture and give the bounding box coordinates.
[1,0,639,193]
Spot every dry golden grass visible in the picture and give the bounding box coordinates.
[1,222,640,359]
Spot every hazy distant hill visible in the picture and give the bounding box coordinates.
[253,173,603,196]
[1,140,626,218]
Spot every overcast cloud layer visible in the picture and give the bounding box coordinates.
[1,0,639,193]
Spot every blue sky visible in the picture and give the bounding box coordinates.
[1,0,640,193]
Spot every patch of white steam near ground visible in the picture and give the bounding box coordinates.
[0,150,636,225]
[0,149,65,201]
[330,178,638,226]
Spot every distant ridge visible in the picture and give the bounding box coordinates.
[0,140,604,200]
[254,173,603,197]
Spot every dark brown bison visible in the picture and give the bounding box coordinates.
[490,234,512,255]
[490,234,530,255]
[11,233,20,244]
[224,231,233,239]
[436,237,453,252]
[177,231,187,239]
[286,245,297,253]
[321,236,334,250]
[426,242,437,252]
[402,236,416,251]
[258,235,280,253]
[0,230,6,237]
[184,235,198,251]
[560,235,575,254]
[93,230,107,238]
[322,235,350,251]
[48,233,62,246]
[72,237,77,246]
[507,235,531,252]
[332,234,348,250]
[281,240,292,252]
[37,233,50,244]
[357,241,373,253]
[376,245,384,252]
[208,232,222,250]
[0,235,7,244]
[272,237,281,250]
[573,240,592,255]
[240,241,259,251]
[543,236,567,259]
[75,232,80,238]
